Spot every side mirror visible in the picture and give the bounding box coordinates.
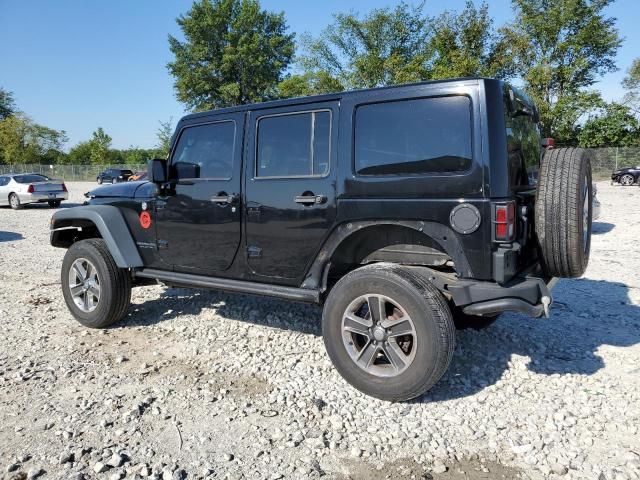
[148,158,167,184]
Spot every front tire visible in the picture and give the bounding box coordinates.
[322,264,455,401]
[61,239,131,328]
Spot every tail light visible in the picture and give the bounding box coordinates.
[62,183,68,192]
[27,185,34,193]
[493,201,516,242]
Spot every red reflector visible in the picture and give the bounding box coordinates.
[139,211,152,229]
[27,185,34,193]
[496,208,506,223]
[496,223,508,238]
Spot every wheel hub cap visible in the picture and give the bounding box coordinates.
[341,294,417,378]
[68,258,101,313]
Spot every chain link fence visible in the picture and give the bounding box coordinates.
[0,164,146,182]
[1,147,638,182]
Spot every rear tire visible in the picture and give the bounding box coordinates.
[61,239,131,328]
[322,264,455,401]
[97,177,103,185]
[9,193,21,210]
[535,148,592,278]
[111,178,117,184]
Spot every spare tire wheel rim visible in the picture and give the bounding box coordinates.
[583,177,590,251]
[341,294,417,377]
[69,258,101,312]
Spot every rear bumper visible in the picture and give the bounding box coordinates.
[447,272,556,318]
[18,191,69,204]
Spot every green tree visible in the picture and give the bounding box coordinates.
[155,118,174,156]
[0,113,67,164]
[430,2,512,79]
[87,128,112,164]
[578,102,640,147]
[167,0,295,110]
[296,2,432,91]
[0,87,16,120]
[501,0,621,142]
[622,58,640,115]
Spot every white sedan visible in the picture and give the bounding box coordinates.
[0,173,69,209]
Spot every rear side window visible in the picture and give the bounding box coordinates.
[13,174,49,183]
[355,96,472,175]
[0,177,8,186]
[172,121,235,179]
[256,110,331,178]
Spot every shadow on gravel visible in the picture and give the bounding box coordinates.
[122,277,639,403]
[0,230,24,242]
[592,221,615,234]
[421,277,640,402]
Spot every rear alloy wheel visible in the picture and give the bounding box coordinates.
[535,147,592,278]
[48,200,62,208]
[620,174,635,186]
[61,239,131,328]
[9,193,22,210]
[322,264,455,401]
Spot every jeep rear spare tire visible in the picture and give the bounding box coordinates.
[322,264,455,401]
[535,147,592,278]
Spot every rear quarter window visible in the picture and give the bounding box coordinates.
[354,96,472,176]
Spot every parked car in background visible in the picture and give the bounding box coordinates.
[128,171,147,182]
[611,166,640,185]
[0,173,68,209]
[96,168,133,184]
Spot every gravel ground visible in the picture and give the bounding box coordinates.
[0,181,639,480]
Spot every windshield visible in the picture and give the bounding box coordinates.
[13,174,50,183]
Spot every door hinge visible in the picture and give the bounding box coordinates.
[247,246,262,258]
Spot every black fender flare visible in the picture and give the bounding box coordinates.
[50,205,143,268]
[301,220,473,290]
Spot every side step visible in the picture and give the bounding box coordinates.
[134,268,320,303]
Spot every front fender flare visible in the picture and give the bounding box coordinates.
[50,205,143,268]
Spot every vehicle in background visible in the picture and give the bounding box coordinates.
[0,173,68,209]
[96,168,133,184]
[128,171,147,182]
[611,166,640,185]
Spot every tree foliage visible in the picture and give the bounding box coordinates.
[279,1,511,97]
[168,0,295,110]
[501,0,621,141]
[622,58,640,115]
[0,87,16,120]
[155,118,174,156]
[578,102,640,147]
[0,113,67,165]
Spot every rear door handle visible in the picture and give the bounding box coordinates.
[210,193,239,204]
[294,194,327,205]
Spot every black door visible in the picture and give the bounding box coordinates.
[245,102,338,281]
[156,114,243,274]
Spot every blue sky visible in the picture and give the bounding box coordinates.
[0,0,638,150]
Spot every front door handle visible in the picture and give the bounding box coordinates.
[294,194,327,205]
[210,193,239,204]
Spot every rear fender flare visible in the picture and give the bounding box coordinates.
[302,220,473,290]
[50,205,143,268]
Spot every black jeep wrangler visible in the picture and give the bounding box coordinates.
[50,78,593,401]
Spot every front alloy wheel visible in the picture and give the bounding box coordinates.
[68,258,101,312]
